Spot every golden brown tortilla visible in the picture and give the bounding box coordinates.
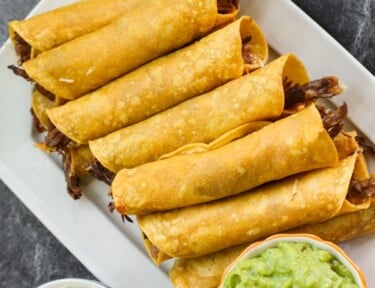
[90,53,307,172]
[22,0,239,100]
[138,153,370,264]
[111,105,338,215]
[8,0,144,62]
[69,145,93,177]
[31,90,55,130]
[47,16,268,144]
[168,152,374,288]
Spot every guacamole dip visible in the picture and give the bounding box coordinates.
[223,242,359,288]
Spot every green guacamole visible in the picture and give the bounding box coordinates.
[223,242,359,288]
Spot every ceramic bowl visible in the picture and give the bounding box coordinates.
[37,278,108,288]
[219,233,367,288]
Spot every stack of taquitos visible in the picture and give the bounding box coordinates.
[7,3,375,284]
[6,2,375,286]
[89,54,342,173]
[12,0,239,100]
[45,16,268,144]
[8,0,144,63]
[26,1,244,198]
[34,15,268,198]
[110,105,341,215]
[169,163,375,288]
[137,148,372,264]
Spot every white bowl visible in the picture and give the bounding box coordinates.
[219,233,367,288]
[37,278,108,288]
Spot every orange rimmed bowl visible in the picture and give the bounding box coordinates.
[219,233,367,288]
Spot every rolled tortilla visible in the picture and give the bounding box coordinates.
[90,53,308,172]
[8,0,144,63]
[111,105,339,215]
[22,0,239,100]
[47,16,268,144]
[138,152,371,264]
[31,90,55,130]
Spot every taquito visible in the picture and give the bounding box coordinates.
[90,53,317,172]
[111,105,339,215]
[138,152,371,263]
[46,16,268,144]
[8,0,143,63]
[19,0,239,100]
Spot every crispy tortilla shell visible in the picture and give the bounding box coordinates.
[23,0,238,100]
[138,153,370,263]
[31,90,55,130]
[91,53,307,172]
[47,16,268,144]
[112,105,338,215]
[9,0,143,62]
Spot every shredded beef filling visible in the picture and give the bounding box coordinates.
[8,65,56,101]
[8,65,31,80]
[284,76,343,109]
[29,93,77,197]
[241,36,262,70]
[85,159,115,185]
[61,148,82,200]
[217,0,238,13]
[44,127,72,151]
[317,103,348,138]
[355,136,375,155]
[40,127,80,198]
[35,84,55,101]
[347,178,375,204]
[14,32,31,64]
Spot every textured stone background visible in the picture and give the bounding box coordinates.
[0,0,374,287]
[291,0,375,74]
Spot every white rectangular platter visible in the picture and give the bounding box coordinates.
[0,0,374,287]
